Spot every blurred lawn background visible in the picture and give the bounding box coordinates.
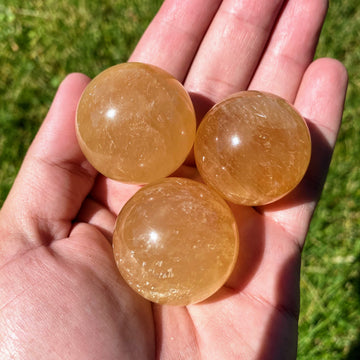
[0,0,359,358]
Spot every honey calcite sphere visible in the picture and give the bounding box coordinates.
[113,177,239,306]
[194,91,311,206]
[76,62,196,184]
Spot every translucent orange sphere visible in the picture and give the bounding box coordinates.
[113,177,239,305]
[76,62,196,184]
[194,91,311,206]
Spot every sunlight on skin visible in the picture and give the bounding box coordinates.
[0,0,347,359]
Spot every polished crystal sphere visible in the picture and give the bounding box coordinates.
[76,62,196,184]
[194,91,311,206]
[113,177,239,306]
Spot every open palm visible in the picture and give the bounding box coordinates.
[0,0,347,359]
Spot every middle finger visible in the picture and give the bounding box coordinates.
[185,0,285,103]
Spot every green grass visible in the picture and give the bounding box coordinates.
[1,1,359,359]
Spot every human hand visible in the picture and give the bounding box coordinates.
[0,0,347,359]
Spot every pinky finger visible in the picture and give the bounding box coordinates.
[259,58,348,246]
[295,58,348,193]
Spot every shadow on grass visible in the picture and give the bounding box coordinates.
[346,344,360,360]
[344,255,360,360]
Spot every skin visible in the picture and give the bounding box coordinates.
[0,0,348,359]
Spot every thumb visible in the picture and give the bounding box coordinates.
[0,73,97,256]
